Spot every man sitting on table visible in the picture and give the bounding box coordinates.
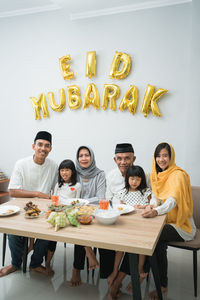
[0,131,57,277]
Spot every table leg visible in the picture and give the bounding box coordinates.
[2,233,7,266]
[129,253,142,300]
[149,252,163,300]
[23,237,28,273]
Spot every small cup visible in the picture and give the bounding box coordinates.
[51,195,59,206]
[99,199,109,210]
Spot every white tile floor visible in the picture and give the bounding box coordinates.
[0,234,199,300]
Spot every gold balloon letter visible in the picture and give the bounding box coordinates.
[119,85,138,115]
[48,88,66,112]
[110,51,131,80]
[59,55,74,80]
[85,51,96,79]
[83,84,100,109]
[67,85,81,110]
[102,84,120,111]
[30,93,49,120]
[141,84,168,117]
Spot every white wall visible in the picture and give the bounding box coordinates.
[0,2,199,185]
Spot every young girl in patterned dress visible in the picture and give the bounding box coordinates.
[108,166,151,296]
[118,165,151,207]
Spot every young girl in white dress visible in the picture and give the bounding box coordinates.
[54,159,81,199]
[42,160,81,270]
[108,166,151,297]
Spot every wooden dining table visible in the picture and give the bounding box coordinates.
[0,198,166,300]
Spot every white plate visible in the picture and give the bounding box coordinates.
[112,204,135,215]
[59,198,89,207]
[0,205,20,217]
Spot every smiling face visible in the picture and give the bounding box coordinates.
[155,148,170,171]
[60,168,72,183]
[78,148,91,168]
[32,139,52,164]
[114,152,136,176]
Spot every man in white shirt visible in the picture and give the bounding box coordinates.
[106,143,136,204]
[105,144,150,299]
[99,143,136,280]
[0,131,57,277]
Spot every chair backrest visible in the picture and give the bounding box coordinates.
[192,186,200,229]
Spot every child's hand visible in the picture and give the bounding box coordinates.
[120,200,125,204]
[134,204,145,209]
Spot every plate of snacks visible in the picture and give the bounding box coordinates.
[112,204,135,215]
[59,198,89,207]
[0,205,20,217]
[24,201,41,218]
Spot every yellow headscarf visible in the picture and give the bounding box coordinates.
[150,144,193,233]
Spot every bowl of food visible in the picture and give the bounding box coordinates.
[93,209,120,225]
[78,215,93,225]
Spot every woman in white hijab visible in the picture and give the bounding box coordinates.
[70,146,106,287]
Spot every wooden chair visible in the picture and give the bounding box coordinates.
[168,186,200,297]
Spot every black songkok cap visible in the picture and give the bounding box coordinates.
[34,131,52,144]
[115,143,134,154]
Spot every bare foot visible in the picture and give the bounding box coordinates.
[149,287,168,300]
[126,281,132,293]
[0,265,18,277]
[109,281,122,300]
[45,265,55,276]
[85,247,99,270]
[107,292,118,300]
[69,268,82,287]
[30,265,53,276]
[126,273,148,293]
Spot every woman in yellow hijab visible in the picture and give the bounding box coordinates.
[142,142,196,299]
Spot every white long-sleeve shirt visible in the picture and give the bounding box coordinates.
[150,192,196,241]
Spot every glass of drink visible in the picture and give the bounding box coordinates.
[99,199,109,210]
[51,195,59,206]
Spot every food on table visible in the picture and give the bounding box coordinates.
[48,204,66,212]
[45,210,52,219]
[2,209,14,215]
[78,215,93,225]
[47,212,57,225]
[47,212,67,231]
[77,205,98,216]
[24,201,41,217]
[117,207,124,211]
[55,213,67,231]
[70,199,80,206]
[47,204,97,230]
[66,209,80,227]
[46,204,67,218]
